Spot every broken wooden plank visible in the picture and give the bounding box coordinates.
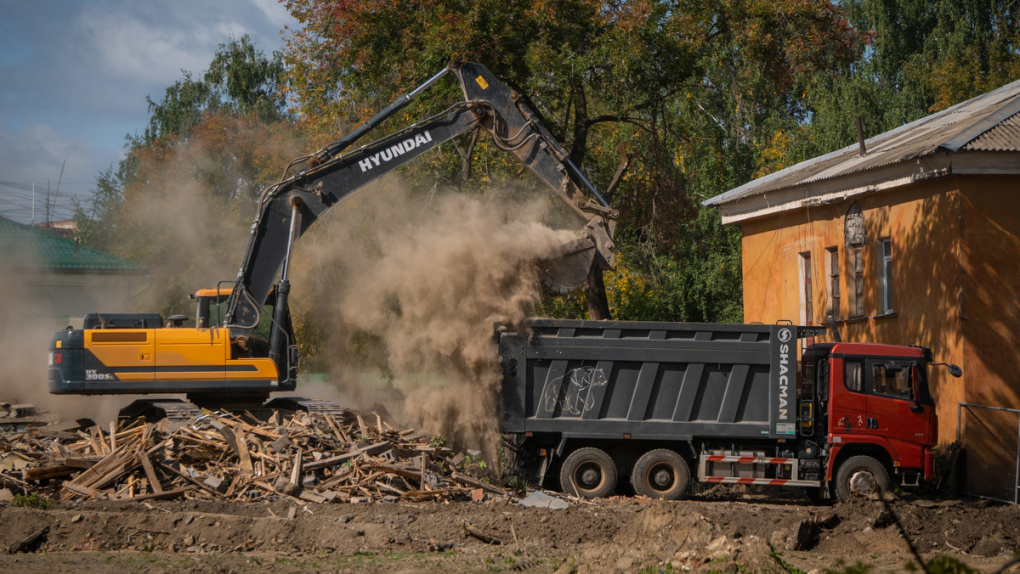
[9,526,49,554]
[23,464,78,481]
[303,441,391,471]
[138,452,163,494]
[450,472,507,496]
[463,520,502,545]
[61,481,108,499]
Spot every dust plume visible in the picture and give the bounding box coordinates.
[291,180,579,456]
[116,141,266,314]
[0,130,303,423]
[0,249,124,423]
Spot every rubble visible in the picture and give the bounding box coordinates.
[0,408,508,504]
[0,403,58,433]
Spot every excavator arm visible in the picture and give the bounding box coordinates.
[224,63,619,345]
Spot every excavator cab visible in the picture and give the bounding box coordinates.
[192,287,232,328]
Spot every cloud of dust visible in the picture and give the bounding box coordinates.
[117,143,261,313]
[0,132,304,424]
[291,180,579,456]
[0,249,123,423]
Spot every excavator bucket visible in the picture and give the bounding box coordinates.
[538,236,598,294]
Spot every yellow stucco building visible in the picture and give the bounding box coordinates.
[705,81,1020,448]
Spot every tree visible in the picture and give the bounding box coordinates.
[282,0,865,321]
[140,35,288,146]
[789,0,1020,165]
[71,166,126,252]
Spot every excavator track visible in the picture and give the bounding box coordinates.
[264,397,350,420]
[118,399,203,423]
[117,397,349,424]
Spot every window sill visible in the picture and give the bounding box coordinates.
[835,312,897,324]
[840,316,869,324]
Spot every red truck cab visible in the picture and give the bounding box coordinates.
[802,342,938,499]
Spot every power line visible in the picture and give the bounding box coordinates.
[0,180,87,224]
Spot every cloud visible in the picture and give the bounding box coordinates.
[79,11,212,84]
[251,0,294,29]
[0,0,299,223]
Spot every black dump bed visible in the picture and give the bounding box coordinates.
[498,319,821,441]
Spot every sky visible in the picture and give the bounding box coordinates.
[0,0,296,224]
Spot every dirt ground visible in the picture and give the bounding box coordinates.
[1,487,1018,574]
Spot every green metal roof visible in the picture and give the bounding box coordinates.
[0,217,147,272]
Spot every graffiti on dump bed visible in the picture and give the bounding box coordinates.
[541,366,608,416]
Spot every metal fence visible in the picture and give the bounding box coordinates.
[957,402,1020,504]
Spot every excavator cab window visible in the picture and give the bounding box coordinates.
[193,288,232,328]
[230,287,292,360]
[248,301,275,357]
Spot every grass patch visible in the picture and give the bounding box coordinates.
[12,493,53,509]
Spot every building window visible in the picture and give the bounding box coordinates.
[800,252,813,326]
[878,238,893,314]
[826,247,839,322]
[852,247,864,317]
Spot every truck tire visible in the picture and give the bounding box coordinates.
[631,449,690,500]
[559,447,618,499]
[834,455,890,502]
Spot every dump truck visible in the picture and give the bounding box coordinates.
[47,62,619,419]
[498,319,960,501]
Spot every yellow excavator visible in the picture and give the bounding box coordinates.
[47,63,618,419]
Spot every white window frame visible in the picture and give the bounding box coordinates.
[825,246,839,322]
[799,251,813,327]
[877,238,893,314]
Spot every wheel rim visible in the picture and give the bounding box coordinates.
[646,463,676,493]
[574,461,605,493]
[847,469,879,496]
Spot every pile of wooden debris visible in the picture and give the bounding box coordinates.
[0,409,506,504]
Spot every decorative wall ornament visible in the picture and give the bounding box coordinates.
[844,202,866,247]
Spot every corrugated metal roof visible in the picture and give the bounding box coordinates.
[966,111,1020,151]
[0,216,147,272]
[705,78,1020,209]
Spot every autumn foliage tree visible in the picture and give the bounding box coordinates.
[282,0,866,321]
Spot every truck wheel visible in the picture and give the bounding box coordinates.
[631,449,690,500]
[559,447,618,499]
[835,455,890,502]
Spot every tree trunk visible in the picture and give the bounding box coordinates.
[570,83,611,320]
[585,267,611,320]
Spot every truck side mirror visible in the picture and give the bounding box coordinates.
[932,362,963,378]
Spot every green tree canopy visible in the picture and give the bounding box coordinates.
[140,35,288,146]
[789,0,1020,165]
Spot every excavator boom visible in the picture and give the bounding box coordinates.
[226,63,617,339]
